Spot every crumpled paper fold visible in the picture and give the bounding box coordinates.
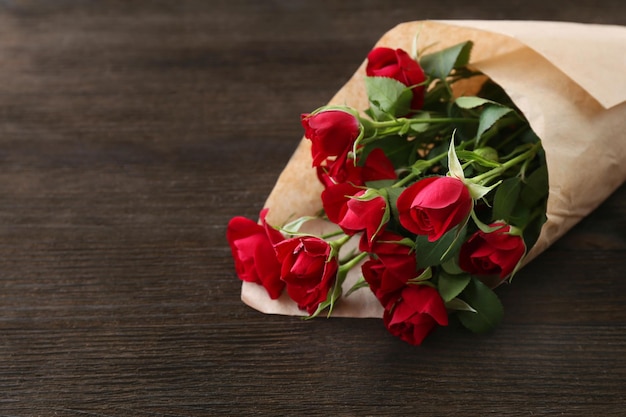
[242,20,626,318]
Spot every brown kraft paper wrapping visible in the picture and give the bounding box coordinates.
[241,20,626,318]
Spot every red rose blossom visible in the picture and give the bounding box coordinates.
[274,236,338,315]
[360,231,420,308]
[320,148,397,224]
[321,182,362,224]
[316,152,363,188]
[366,47,427,112]
[316,147,397,189]
[226,208,285,299]
[337,189,387,243]
[397,176,472,242]
[459,223,526,279]
[301,110,361,167]
[383,284,448,345]
[360,147,398,183]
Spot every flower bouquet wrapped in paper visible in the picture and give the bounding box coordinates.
[227,20,626,345]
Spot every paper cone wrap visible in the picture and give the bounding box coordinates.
[242,20,626,318]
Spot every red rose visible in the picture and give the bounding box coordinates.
[316,152,363,188]
[301,110,361,167]
[320,148,397,224]
[337,189,387,243]
[383,285,448,345]
[397,176,472,242]
[360,231,419,308]
[366,47,427,112]
[321,182,362,224]
[316,147,397,189]
[274,236,338,315]
[360,147,397,184]
[226,208,285,299]
[459,223,526,279]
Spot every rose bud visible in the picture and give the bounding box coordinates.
[316,147,397,190]
[300,110,361,167]
[366,47,427,112]
[226,209,285,299]
[321,181,362,224]
[360,231,420,308]
[459,223,526,279]
[337,189,388,244]
[274,236,339,315]
[383,285,449,345]
[397,176,473,242]
[360,147,398,183]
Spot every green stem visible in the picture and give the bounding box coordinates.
[391,154,444,188]
[476,117,524,149]
[321,229,347,240]
[391,173,417,188]
[369,117,477,129]
[329,234,351,256]
[316,251,369,318]
[391,140,472,188]
[339,251,369,273]
[470,143,540,184]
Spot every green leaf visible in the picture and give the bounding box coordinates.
[414,225,466,269]
[522,207,547,251]
[384,186,404,222]
[438,270,471,302]
[509,203,531,229]
[476,105,513,142]
[456,150,501,169]
[476,78,515,108]
[492,177,522,222]
[455,97,516,145]
[408,112,431,134]
[420,41,473,80]
[365,76,412,117]
[455,96,494,109]
[441,255,465,275]
[281,216,318,235]
[408,267,433,283]
[520,164,549,207]
[446,297,477,313]
[457,277,504,333]
[364,106,381,121]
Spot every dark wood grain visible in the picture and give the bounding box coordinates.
[0,1,624,415]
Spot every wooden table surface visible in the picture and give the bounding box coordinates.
[0,1,624,415]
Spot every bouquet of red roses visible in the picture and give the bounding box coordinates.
[228,38,547,345]
[227,21,626,345]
